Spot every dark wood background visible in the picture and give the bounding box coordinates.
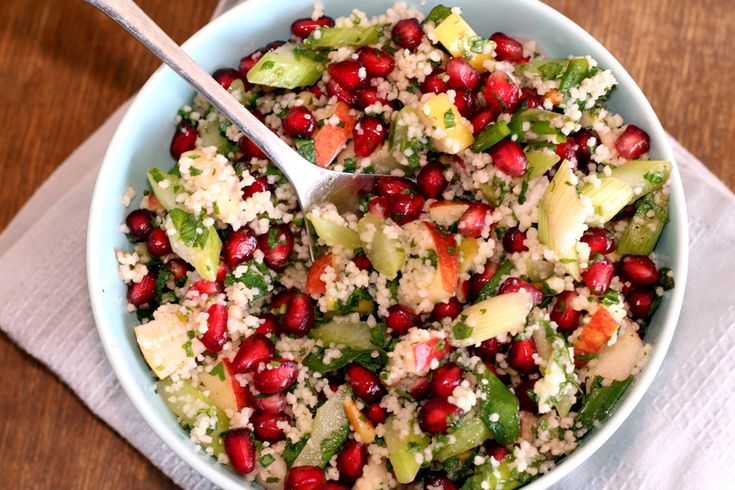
[1,1,732,488]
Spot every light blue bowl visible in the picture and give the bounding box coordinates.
[87,0,688,488]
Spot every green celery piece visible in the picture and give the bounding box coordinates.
[167,209,222,281]
[475,259,513,303]
[462,458,532,490]
[476,365,520,446]
[357,214,406,279]
[579,177,634,225]
[526,258,555,282]
[309,320,375,350]
[617,191,669,255]
[389,106,417,150]
[198,119,229,154]
[517,58,570,80]
[147,167,183,211]
[525,149,560,179]
[471,120,511,152]
[306,211,361,250]
[559,57,590,94]
[534,325,578,417]
[424,4,453,24]
[304,24,385,49]
[157,378,229,457]
[293,386,350,468]
[456,292,533,345]
[247,43,325,89]
[508,109,561,143]
[609,160,672,196]
[576,376,633,430]
[435,414,491,461]
[384,415,429,484]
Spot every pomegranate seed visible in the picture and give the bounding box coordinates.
[418,397,463,434]
[290,16,335,39]
[581,227,615,255]
[357,47,395,77]
[165,258,188,281]
[430,363,463,398]
[471,108,500,135]
[520,87,544,109]
[238,134,267,161]
[483,71,520,114]
[490,32,527,63]
[503,227,528,253]
[354,117,386,157]
[346,364,383,403]
[146,228,171,256]
[255,314,278,335]
[251,411,288,442]
[232,333,275,373]
[514,379,537,411]
[376,177,415,196]
[282,106,317,138]
[386,304,420,335]
[508,338,537,373]
[619,255,659,286]
[216,262,228,284]
[212,67,244,89]
[452,89,477,118]
[127,274,156,306]
[242,176,270,199]
[556,137,577,163]
[324,483,349,490]
[279,292,315,337]
[550,291,581,332]
[326,78,356,107]
[471,261,499,298]
[170,122,197,160]
[190,279,223,296]
[336,439,368,481]
[490,446,510,462]
[573,129,598,166]
[285,466,325,490]
[254,392,287,414]
[366,403,386,424]
[582,257,615,294]
[125,209,153,240]
[356,86,387,109]
[388,192,425,224]
[270,290,293,315]
[458,203,492,238]
[200,304,228,353]
[353,253,372,271]
[498,278,543,305]
[223,429,256,475]
[409,376,431,401]
[392,18,423,50]
[472,338,498,361]
[328,60,367,92]
[627,287,657,319]
[421,71,448,94]
[616,125,650,160]
[416,161,448,199]
[257,224,294,270]
[446,57,481,91]
[425,475,458,490]
[367,196,389,219]
[431,297,462,321]
[222,230,257,266]
[253,359,299,394]
[489,139,527,177]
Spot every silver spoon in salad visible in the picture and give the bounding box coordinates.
[87,0,382,258]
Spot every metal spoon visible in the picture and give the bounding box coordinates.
[88,0,383,257]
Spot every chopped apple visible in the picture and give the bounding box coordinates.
[428,200,470,227]
[134,304,190,379]
[584,322,644,385]
[423,221,459,295]
[458,237,479,274]
[305,253,334,295]
[412,335,451,372]
[199,359,250,415]
[433,13,494,71]
[574,306,619,364]
[419,93,474,154]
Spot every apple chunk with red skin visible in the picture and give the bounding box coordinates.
[423,221,459,296]
[428,201,470,227]
[199,358,250,414]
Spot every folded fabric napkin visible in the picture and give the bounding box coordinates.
[2,3,735,489]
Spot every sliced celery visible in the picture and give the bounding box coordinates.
[434,414,491,461]
[462,458,532,490]
[166,209,222,281]
[608,160,672,196]
[357,214,406,279]
[306,212,361,250]
[533,325,578,417]
[384,415,429,484]
[247,43,325,89]
[198,119,229,154]
[309,320,376,351]
[525,149,560,179]
[617,191,669,255]
[453,292,533,345]
[579,177,634,225]
[147,167,183,211]
[538,160,589,279]
[293,386,350,468]
[508,109,563,143]
[471,120,511,152]
[304,24,384,49]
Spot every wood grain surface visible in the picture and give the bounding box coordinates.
[0,0,732,488]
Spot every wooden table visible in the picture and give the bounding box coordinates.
[1,1,732,488]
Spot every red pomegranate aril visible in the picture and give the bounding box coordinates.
[238,134,267,160]
[282,106,317,138]
[357,47,395,77]
[336,439,368,481]
[483,71,520,114]
[354,117,386,157]
[170,122,197,160]
[490,32,526,63]
[238,51,261,77]
[346,364,383,403]
[627,287,657,319]
[233,333,276,373]
[223,429,256,475]
[216,262,228,284]
[324,483,349,490]
[253,359,299,394]
[367,196,389,219]
[582,257,615,294]
[616,124,650,160]
[489,139,528,177]
[416,161,448,199]
[409,376,431,401]
[431,297,462,321]
[251,411,288,442]
[356,86,387,109]
[376,177,415,196]
[392,18,423,50]
[165,258,188,281]
[326,78,356,107]
[550,290,581,332]
[212,67,244,89]
[418,397,464,434]
[490,446,510,462]
[514,378,537,412]
[581,227,615,255]
[257,224,294,270]
[445,57,481,91]
[619,255,659,286]
[223,230,257,266]
[471,107,500,135]
[386,304,420,335]
[421,71,448,94]
[472,338,498,361]
[452,89,477,119]
[388,192,425,225]
[191,279,223,296]
[242,176,270,199]
[285,466,325,490]
[425,476,458,490]
[263,40,286,53]
[200,303,228,353]
[520,87,544,109]
[353,253,372,271]
[366,403,387,424]
[430,363,463,398]
[328,60,367,92]
[146,228,172,256]
[270,290,293,315]
[126,209,153,240]
[556,137,577,163]
[573,129,598,166]
[280,292,315,337]
[458,203,492,238]
[498,277,543,305]
[290,16,335,39]
[254,392,287,415]
[127,273,156,306]
[471,261,499,298]
[509,338,537,373]
[503,227,528,253]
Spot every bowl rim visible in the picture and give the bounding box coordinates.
[87,0,689,488]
